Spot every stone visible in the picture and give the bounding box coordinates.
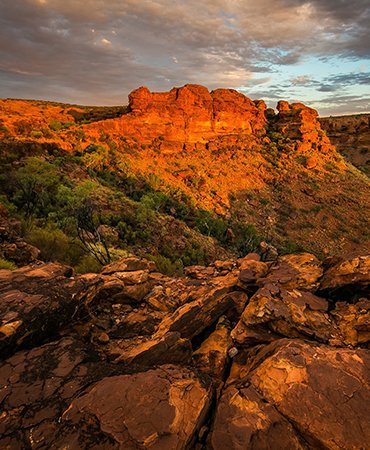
[318,255,370,300]
[258,253,323,291]
[331,299,370,346]
[247,339,370,449]
[154,273,240,340]
[192,316,233,379]
[101,256,156,274]
[58,365,213,449]
[231,284,337,346]
[0,262,83,358]
[0,337,107,448]
[210,385,305,449]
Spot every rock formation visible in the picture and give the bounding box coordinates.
[0,251,369,448]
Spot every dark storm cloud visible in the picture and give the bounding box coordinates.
[0,0,369,109]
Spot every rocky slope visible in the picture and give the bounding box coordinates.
[0,250,369,448]
[320,113,370,176]
[1,85,369,260]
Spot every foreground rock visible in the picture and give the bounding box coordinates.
[0,254,369,448]
[57,365,212,449]
[231,284,338,346]
[0,263,83,358]
[210,339,370,449]
[318,255,370,300]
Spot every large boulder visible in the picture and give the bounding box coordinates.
[0,337,106,449]
[210,339,370,449]
[57,365,213,449]
[0,263,83,358]
[231,284,338,346]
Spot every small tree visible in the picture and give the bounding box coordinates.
[76,199,111,265]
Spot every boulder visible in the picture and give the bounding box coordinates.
[246,339,370,449]
[192,316,233,379]
[57,365,213,449]
[231,284,338,346]
[154,273,241,340]
[331,299,370,346]
[318,255,370,300]
[0,337,106,449]
[210,385,305,449]
[258,253,323,291]
[0,263,83,358]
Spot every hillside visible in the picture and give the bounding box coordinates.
[0,85,369,274]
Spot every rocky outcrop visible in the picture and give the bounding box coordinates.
[0,204,39,266]
[0,253,369,448]
[320,113,370,173]
[85,85,337,158]
[118,85,267,146]
[0,263,83,358]
[274,101,334,154]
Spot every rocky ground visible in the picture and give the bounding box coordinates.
[0,245,369,449]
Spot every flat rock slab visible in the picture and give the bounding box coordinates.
[57,365,213,449]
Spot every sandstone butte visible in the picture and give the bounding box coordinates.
[83,84,334,154]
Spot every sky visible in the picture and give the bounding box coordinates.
[0,0,369,116]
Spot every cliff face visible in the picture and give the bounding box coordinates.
[88,84,267,150]
[84,84,334,155]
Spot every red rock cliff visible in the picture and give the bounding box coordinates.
[88,84,267,148]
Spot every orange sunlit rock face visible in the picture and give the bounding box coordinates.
[87,84,268,149]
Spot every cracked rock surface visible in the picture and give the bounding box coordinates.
[0,253,369,448]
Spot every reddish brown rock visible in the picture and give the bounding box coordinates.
[113,332,192,366]
[192,316,233,379]
[0,337,107,449]
[154,273,240,340]
[318,255,370,300]
[209,385,305,449]
[258,253,323,291]
[0,263,83,357]
[58,365,212,449]
[275,101,334,154]
[247,339,370,449]
[332,299,370,346]
[101,256,156,274]
[231,284,337,346]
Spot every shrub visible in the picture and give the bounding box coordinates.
[148,254,183,276]
[74,254,102,274]
[30,130,43,139]
[49,120,63,131]
[0,258,16,270]
[26,225,84,265]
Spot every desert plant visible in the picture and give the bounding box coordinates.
[0,258,16,270]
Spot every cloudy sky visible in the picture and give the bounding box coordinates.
[1,0,369,115]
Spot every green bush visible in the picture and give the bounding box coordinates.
[148,254,183,276]
[26,225,84,265]
[74,254,102,274]
[0,258,16,270]
[30,130,43,139]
